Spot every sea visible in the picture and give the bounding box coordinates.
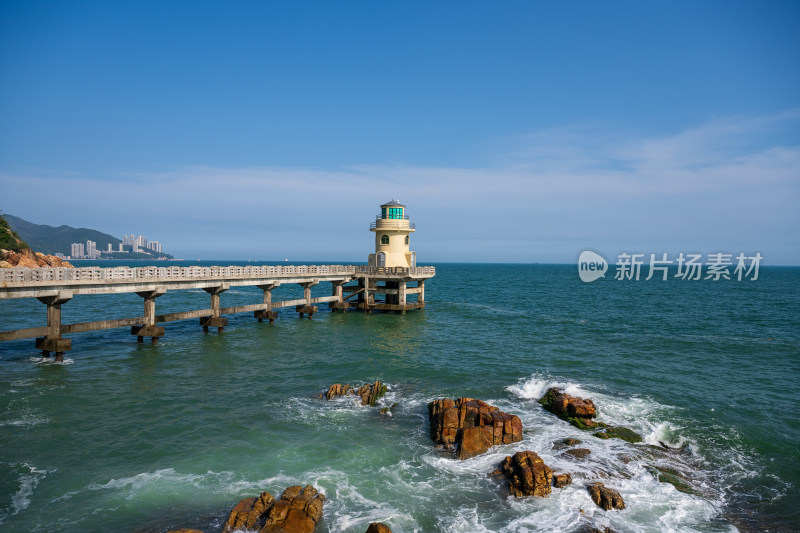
[0,261,798,532]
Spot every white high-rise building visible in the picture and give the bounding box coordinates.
[86,240,97,259]
[71,242,85,259]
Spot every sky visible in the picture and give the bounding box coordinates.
[1,1,799,264]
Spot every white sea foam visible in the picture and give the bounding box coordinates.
[0,463,51,526]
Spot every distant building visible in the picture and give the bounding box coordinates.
[71,242,85,259]
[118,243,124,252]
[86,240,98,259]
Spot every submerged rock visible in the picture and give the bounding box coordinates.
[552,437,583,449]
[496,450,554,497]
[648,465,701,496]
[429,397,523,459]
[222,485,324,533]
[587,482,625,511]
[594,426,643,443]
[564,448,592,460]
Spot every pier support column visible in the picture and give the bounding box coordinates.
[254,283,279,324]
[329,280,347,312]
[131,287,166,345]
[418,279,425,307]
[398,280,407,311]
[201,285,229,332]
[297,280,318,318]
[35,291,73,361]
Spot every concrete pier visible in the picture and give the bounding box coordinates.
[0,264,435,356]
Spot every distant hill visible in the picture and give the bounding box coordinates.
[3,214,122,256]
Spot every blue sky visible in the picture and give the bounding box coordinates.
[1,1,799,264]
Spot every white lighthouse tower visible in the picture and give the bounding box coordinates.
[368,199,416,268]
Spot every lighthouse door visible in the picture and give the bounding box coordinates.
[410,252,416,267]
[376,252,386,267]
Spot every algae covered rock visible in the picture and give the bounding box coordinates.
[594,426,643,443]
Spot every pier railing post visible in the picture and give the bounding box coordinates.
[201,284,229,332]
[254,283,279,323]
[132,287,166,344]
[35,290,73,361]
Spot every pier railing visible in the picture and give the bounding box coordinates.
[0,265,436,285]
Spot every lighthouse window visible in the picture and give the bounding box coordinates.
[380,235,389,245]
[405,236,409,245]
[387,207,403,219]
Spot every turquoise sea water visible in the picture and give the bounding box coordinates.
[1,262,798,532]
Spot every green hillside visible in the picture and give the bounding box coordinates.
[4,214,122,255]
[0,212,29,252]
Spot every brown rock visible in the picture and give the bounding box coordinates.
[320,383,353,400]
[0,260,11,268]
[587,482,625,510]
[262,485,325,533]
[553,473,573,488]
[222,485,324,533]
[356,380,387,406]
[365,523,393,533]
[223,491,275,533]
[429,398,522,459]
[539,387,597,419]
[497,450,553,497]
[564,448,592,460]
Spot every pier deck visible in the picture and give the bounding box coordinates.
[0,264,435,360]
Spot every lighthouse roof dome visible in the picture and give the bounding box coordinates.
[381,199,406,208]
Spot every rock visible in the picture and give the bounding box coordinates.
[0,260,11,268]
[365,523,393,533]
[587,482,625,510]
[318,381,387,406]
[553,473,573,488]
[429,397,523,459]
[379,403,398,416]
[594,426,643,444]
[319,383,353,400]
[356,380,388,406]
[222,485,324,533]
[648,465,700,496]
[497,451,553,497]
[0,248,73,269]
[539,388,610,431]
[223,491,275,533]
[564,448,592,460]
[552,437,582,449]
[539,387,596,418]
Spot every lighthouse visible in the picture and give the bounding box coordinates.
[368,199,417,268]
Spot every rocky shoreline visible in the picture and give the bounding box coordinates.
[0,247,74,268]
[162,383,698,533]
